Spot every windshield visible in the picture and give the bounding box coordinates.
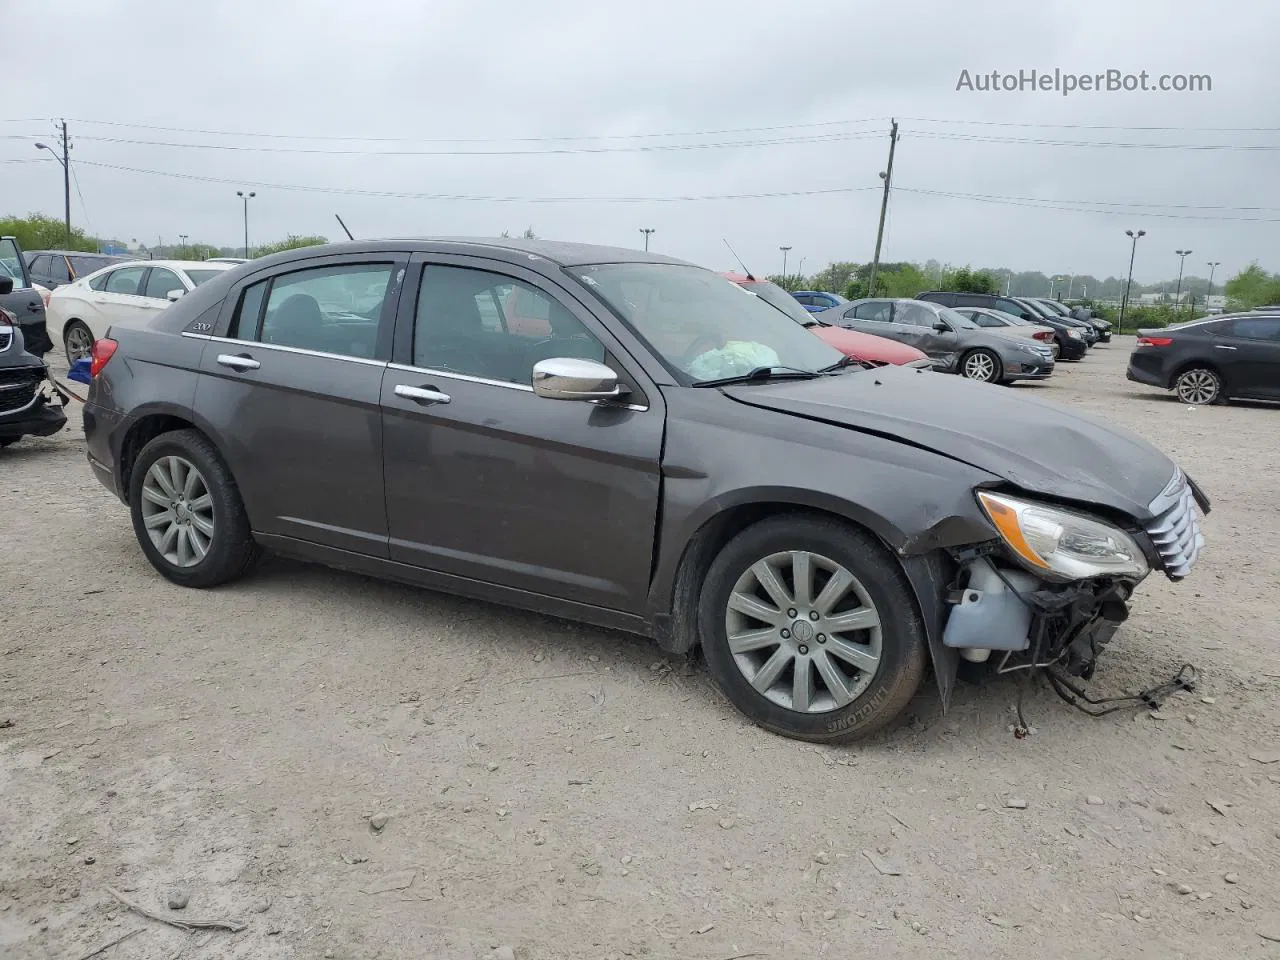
[185,269,225,287]
[0,239,29,289]
[572,263,844,383]
[743,280,816,325]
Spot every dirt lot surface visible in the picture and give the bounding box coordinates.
[3,340,1279,960]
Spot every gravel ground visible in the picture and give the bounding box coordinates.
[2,339,1279,960]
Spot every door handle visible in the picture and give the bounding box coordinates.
[27,302,41,312]
[395,384,451,405]
[1213,344,1237,351]
[216,353,261,371]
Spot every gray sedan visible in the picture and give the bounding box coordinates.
[82,239,1204,743]
[821,298,1055,384]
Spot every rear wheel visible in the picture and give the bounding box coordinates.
[128,429,260,587]
[699,515,927,743]
[1174,367,1222,405]
[960,348,1001,383]
[64,321,94,364]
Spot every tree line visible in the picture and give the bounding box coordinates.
[0,213,327,262]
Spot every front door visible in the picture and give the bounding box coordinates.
[381,255,664,613]
[195,255,405,555]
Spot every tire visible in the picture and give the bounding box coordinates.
[128,428,260,587]
[63,320,95,365]
[698,515,927,743]
[959,348,1002,383]
[1173,366,1223,405]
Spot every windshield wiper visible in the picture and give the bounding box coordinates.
[691,365,822,388]
[818,355,864,373]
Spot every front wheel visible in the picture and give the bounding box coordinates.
[128,429,260,587]
[1174,367,1223,405]
[699,515,927,743]
[960,348,1001,383]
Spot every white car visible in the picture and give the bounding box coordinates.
[47,260,234,362]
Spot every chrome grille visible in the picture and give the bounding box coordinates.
[0,327,11,352]
[1145,469,1205,580]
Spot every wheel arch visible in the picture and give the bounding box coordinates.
[1169,357,1227,392]
[118,410,204,499]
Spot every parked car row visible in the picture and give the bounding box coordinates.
[77,237,1209,745]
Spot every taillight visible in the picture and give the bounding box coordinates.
[1033,331,1054,341]
[0,307,13,327]
[90,338,118,377]
[1137,336,1173,347]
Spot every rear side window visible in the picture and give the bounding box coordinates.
[89,271,111,292]
[44,256,71,283]
[853,301,892,322]
[245,263,393,358]
[105,266,146,295]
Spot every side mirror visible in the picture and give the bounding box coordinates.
[933,321,952,333]
[532,357,625,401]
[0,277,12,296]
[166,289,185,302]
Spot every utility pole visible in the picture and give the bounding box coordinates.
[779,246,792,285]
[1066,275,1075,298]
[1205,261,1220,309]
[34,120,72,246]
[639,227,655,251]
[1119,229,1145,334]
[1174,249,1192,313]
[868,118,898,297]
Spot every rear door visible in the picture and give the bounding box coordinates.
[1219,317,1280,399]
[193,253,406,555]
[96,265,155,332]
[380,253,664,612]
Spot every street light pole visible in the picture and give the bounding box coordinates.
[236,191,256,258]
[1205,261,1220,310]
[1173,249,1192,313]
[34,120,72,246]
[639,228,655,251]
[1119,229,1146,334]
[779,246,791,285]
[178,234,189,258]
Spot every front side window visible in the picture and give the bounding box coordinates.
[1230,317,1280,341]
[414,265,605,384]
[30,255,52,276]
[896,303,939,328]
[69,256,107,278]
[574,262,842,383]
[45,256,71,283]
[105,266,147,295]
[0,239,29,289]
[254,263,393,358]
[143,268,184,299]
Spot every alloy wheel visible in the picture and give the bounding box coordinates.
[139,456,215,568]
[723,550,883,714]
[962,351,997,382]
[65,325,93,364]
[1176,369,1219,404]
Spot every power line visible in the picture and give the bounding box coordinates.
[67,116,885,144]
[900,117,1280,133]
[72,130,884,156]
[910,131,1280,151]
[896,186,1280,222]
[74,159,878,203]
[899,187,1280,212]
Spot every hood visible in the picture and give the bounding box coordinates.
[810,324,927,364]
[722,364,1178,520]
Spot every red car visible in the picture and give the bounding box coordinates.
[720,273,930,367]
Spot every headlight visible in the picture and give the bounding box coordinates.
[1067,329,1083,339]
[976,491,1149,580]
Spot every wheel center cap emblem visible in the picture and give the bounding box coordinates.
[791,619,814,644]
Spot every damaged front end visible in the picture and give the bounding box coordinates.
[926,474,1208,708]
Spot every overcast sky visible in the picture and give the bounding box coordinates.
[5,0,1275,285]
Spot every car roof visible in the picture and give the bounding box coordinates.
[25,250,130,258]
[98,260,236,271]
[256,238,692,270]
